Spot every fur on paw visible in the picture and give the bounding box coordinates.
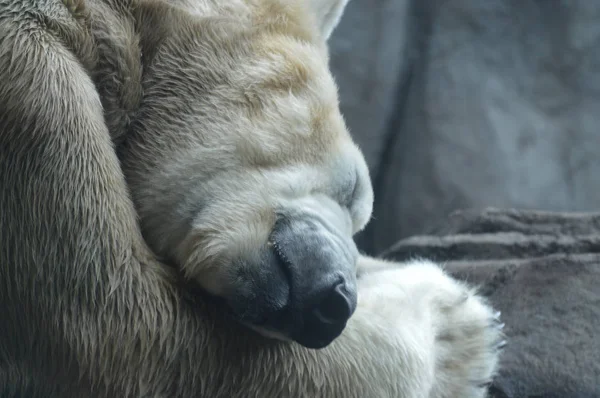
[356,258,504,397]
[413,260,505,398]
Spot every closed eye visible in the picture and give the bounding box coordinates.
[345,165,373,234]
[347,167,359,209]
[329,166,358,211]
[338,165,359,210]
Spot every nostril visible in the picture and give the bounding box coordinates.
[312,282,352,325]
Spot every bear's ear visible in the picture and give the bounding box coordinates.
[307,0,350,40]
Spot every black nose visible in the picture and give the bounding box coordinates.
[310,281,353,326]
[266,217,359,349]
[292,278,356,349]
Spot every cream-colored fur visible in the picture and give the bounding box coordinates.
[0,0,503,396]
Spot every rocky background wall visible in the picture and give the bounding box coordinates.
[328,2,600,396]
[328,0,600,255]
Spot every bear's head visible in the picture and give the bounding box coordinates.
[125,0,372,349]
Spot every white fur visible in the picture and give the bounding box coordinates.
[121,0,503,394]
[114,0,504,395]
[353,258,502,397]
[0,0,502,395]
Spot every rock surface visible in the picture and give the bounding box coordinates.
[329,0,600,254]
[384,208,600,398]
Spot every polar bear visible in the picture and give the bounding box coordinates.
[0,0,503,397]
